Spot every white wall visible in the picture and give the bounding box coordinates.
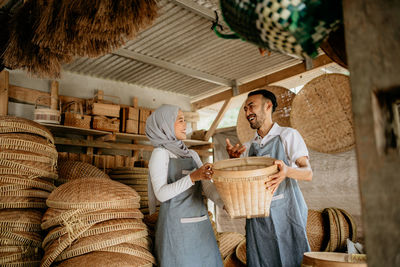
[7,69,192,119]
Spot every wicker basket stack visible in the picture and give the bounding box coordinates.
[214,232,245,267]
[41,178,155,267]
[0,116,58,266]
[109,167,159,215]
[56,160,110,185]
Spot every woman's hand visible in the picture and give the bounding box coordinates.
[190,163,213,183]
[266,160,288,194]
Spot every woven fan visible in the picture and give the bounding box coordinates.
[236,86,295,144]
[290,74,354,153]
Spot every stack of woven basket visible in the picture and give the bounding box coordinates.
[56,160,110,185]
[215,232,245,266]
[109,167,158,215]
[0,116,58,266]
[41,178,155,267]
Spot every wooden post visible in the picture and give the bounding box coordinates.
[204,98,233,141]
[86,136,94,155]
[131,97,138,108]
[0,70,9,116]
[50,81,59,110]
[343,1,400,266]
[97,90,104,102]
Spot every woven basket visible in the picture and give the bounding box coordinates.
[0,115,54,143]
[213,157,278,218]
[290,74,354,153]
[63,101,91,129]
[0,176,55,192]
[236,86,295,144]
[42,208,144,230]
[322,208,340,252]
[217,232,245,259]
[57,251,152,267]
[46,178,140,210]
[100,243,155,264]
[338,208,357,242]
[235,239,246,264]
[302,252,367,267]
[307,209,326,251]
[223,252,246,267]
[57,160,109,183]
[55,229,148,262]
[127,237,153,251]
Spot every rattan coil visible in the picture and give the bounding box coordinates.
[46,178,140,209]
[100,243,155,264]
[55,229,148,262]
[56,251,152,267]
[217,232,245,259]
[306,209,325,251]
[0,231,42,247]
[236,86,295,144]
[290,74,354,153]
[0,209,42,232]
[0,197,47,209]
[235,239,246,264]
[0,176,55,192]
[57,160,109,183]
[213,157,278,218]
[0,116,54,143]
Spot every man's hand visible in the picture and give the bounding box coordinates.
[266,160,288,194]
[226,138,246,158]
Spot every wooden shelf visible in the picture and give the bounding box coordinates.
[41,123,212,150]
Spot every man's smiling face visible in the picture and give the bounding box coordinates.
[244,94,268,130]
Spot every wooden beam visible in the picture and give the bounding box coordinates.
[191,55,332,110]
[204,98,233,141]
[0,70,9,115]
[54,137,154,151]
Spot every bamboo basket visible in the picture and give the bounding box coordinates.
[63,101,91,129]
[302,252,367,267]
[213,157,278,218]
[92,116,120,132]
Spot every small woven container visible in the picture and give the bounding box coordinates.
[302,252,367,267]
[56,251,152,267]
[213,157,278,218]
[0,115,54,143]
[46,178,140,210]
[290,74,354,154]
[235,239,246,264]
[236,86,295,144]
[307,209,326,251]
[217,232,245,259]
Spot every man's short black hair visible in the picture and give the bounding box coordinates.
[248,89,278,112]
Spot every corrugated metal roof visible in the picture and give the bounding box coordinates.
[62,0,311,99]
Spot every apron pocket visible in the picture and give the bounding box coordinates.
[180,214,208,224]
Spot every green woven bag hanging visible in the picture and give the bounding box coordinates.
[216,0,343,59]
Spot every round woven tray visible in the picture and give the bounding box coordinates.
[307,209,325,251]
[235,239,246,264]
[0,248,41,265]
[43,219,147,250]
[213,157,278,218]
[0,183,30,192]
[126,237,153,251]
[46,178,140,210]
[236,86,295,144]
[338,208,357,242]
[57,160,109,183]
[217,232,245,259]
[0,150,56,166]
[0,197,47,209]
[0,260,41,267]
[109,167,149,175]
[302,252,367,267]
[0,176,55,192]
[223,252,246,267]
[322,208,340,252]
[100,243,155,264]
[0,159,57,179]
[41,208,144,230]
[0,134,58,159]
[0,189,50,198]
[0,209,43,232]
[0,238,26,246]
[0,116,54,143]
[0,231,42,247]
[55,229,148,262]
[290,74,354,153]
[56,251,152,267]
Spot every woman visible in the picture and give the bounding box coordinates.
[146,104,224,267]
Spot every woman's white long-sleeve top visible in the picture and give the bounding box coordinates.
[149,147,224,208]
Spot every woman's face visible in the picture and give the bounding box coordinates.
[174,110,187,140]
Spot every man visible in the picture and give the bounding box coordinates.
[226,89,313,267]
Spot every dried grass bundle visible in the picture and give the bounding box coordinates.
[0,10,11,71]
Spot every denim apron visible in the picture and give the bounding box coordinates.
[155,157,223,267]
[246,135,310,267]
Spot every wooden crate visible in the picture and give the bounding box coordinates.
[63,102,91,129]
[87,102,120,118]
[115,155,127,168]
[126,119,139,134]
[139,121,146,135]
[79,154,93,164]
[92,116,120,132]
[128,107,139,121]
[139,108,152,122]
